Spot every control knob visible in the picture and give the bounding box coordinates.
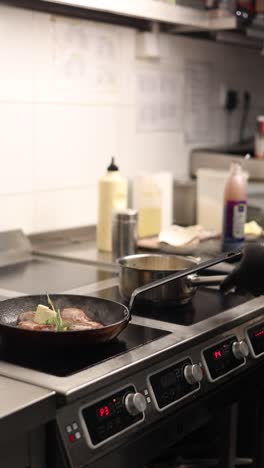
[184,364,203,385]
[232,340,249,360]
[125,393,147,416]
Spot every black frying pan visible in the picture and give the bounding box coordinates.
[0,251,242,347]
[0,294,129,346]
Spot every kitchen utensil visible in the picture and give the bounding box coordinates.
[0,294,128,346]
[0,251,241,347]
[118,253,228,305]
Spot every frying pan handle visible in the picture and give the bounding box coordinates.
[188,275,226,287]
[128,250,242,313]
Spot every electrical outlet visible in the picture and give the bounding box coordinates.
[219,86,239,111]
[225,89,239,112]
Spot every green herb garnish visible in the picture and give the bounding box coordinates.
[46,294,68,331]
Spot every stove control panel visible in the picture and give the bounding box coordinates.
[80,385,145,447]
[202,336,248,382]
[246,321,264,357]
[148,358,201,411]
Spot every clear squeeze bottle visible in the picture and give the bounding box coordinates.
[137,176,161,238]
[222,162,247,252]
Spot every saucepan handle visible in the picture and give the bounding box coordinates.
[128,250,242,313]
[188,274,226,287]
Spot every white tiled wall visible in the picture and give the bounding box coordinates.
[0,3,264,233]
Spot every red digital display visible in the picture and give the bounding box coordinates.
[98,405,111,418]
[248,324,264,356]
[213,350,222,360]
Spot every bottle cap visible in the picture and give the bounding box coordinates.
[112,209,138,222]
[230,160,242,174]
[107,157,119,172]
[256,117,264,136]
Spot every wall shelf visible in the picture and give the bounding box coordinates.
[4,0,259,49]
[38,0,237,31]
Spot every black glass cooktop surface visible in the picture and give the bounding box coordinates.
[91,286,253,327]
[133,288,253,326]
[0,258,116,294]
[0,324,169,377]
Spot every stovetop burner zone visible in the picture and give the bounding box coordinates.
[0,324,169,377]
[89,286,253,326]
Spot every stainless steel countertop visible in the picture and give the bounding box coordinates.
[32,231,234,274]
[31,226,116,269]
[34,240,117,269]
[0,376,56,441]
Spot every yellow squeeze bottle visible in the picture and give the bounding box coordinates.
[97,158,128,252]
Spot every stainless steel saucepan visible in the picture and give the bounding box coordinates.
[117,254,230,306]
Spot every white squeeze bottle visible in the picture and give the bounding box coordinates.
[222,161,247,252]
[96,157,128,252]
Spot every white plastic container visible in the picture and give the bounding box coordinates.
[133,172,173,238]
[96,158,128,252]
[133,175,162,238]
[151,172,173,231]
[197,168,229,232]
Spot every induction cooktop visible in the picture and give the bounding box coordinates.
[90,286,253,327]
[0,324,169,377]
